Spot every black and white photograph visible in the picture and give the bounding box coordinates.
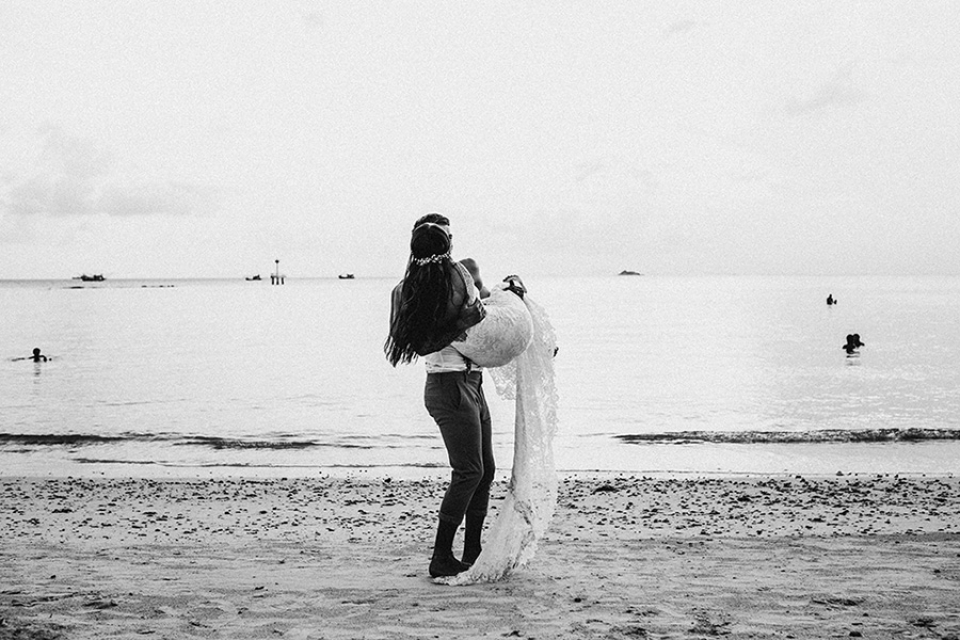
[2,2,959,638]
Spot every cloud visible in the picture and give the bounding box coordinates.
[301,11,323,29]
[99,181,220,217]
[663,19,700,38]
[784,65,868,116]
[574,159,607,183]
[1,127,220,219]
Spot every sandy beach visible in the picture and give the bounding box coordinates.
[2,473,959,639]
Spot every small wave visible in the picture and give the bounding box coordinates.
[176,436,321,450]
[616,428,960,445]
[1,432,423,451]
[74,458,160,465]
[1,432,331,451]
[72,458,319,468]
[174,436,387,451]
[71,458,448,470]
[0,433,129,446]
[323,461,447,469]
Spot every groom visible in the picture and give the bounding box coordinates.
[392,213,496,577]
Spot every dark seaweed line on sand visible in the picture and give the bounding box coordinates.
[617,428,960,445]
[71,458,447,469]
[0,433,371,450]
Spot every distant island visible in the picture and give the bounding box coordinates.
[618,270,642,276]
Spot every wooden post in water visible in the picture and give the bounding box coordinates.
[271,259,285,285]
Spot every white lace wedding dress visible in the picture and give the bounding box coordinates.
[439,288,559,585]
[453,286,534,367]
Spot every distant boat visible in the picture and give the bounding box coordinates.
[618,270,642,276]
[338,273,355,280]
[73,274,105,282]
[245,275,262,281]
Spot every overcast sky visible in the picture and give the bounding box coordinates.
[2,1,958,279]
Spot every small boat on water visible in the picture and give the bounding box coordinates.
[73,274,105,282]
[338,273,355,280]
[618,270,642,276]
[245,275,262,281]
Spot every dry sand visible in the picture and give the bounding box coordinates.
[1,474,959,639]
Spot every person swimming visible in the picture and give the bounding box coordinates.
[12,348,48,362]
[843,334,864,354]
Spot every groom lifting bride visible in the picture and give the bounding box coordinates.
[385,213,555,583]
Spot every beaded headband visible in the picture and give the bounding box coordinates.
[414,252,450,266]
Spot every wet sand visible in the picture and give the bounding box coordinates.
[2,474,959,639]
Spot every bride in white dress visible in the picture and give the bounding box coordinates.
[385,217,557,583]
[438,281,559,585]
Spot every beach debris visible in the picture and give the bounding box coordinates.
[608,624,649,638]
[688,610,731,636]
[3,475,960,639]
[811,596,863,607]
[85,598,118,609]
[592,484,619,494]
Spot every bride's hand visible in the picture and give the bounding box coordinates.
[503,275,525,299]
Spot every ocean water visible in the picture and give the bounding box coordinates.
[2,275,959,479]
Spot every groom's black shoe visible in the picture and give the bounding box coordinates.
[429,553,469,578]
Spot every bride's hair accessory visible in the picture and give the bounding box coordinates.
[414,252,450,266]
[410,222,451,266]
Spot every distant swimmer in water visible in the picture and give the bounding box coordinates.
[827,294,837,305]
[12,348,48,362]
[843,334,864,355]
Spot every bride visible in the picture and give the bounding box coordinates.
[384,215,558,583]
[441,277,559,585]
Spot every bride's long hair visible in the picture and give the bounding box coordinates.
[385,223,456,366]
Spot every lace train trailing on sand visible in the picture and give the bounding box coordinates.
[438,293,559,586]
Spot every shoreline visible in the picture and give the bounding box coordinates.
[3,467,959,479]
[3,474,959,639]
[4,443,960,481]
[5,438,960,481]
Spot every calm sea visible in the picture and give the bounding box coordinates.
[2,275,959,479]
